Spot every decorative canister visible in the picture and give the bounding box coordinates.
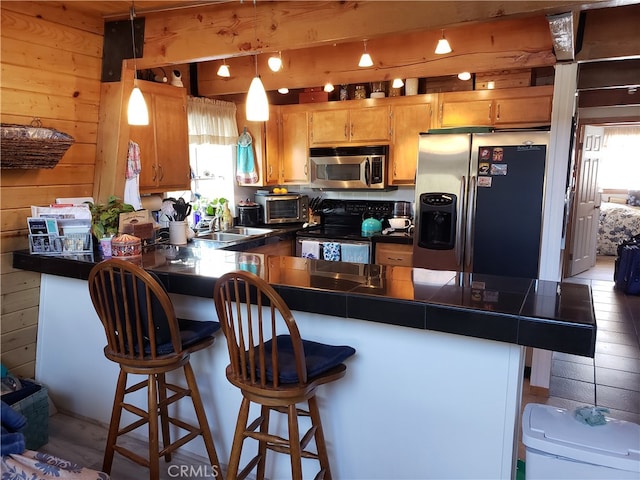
[340,85,349,101]
[111,233,142,259]
[354,85,367,99]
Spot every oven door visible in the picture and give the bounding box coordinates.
[309,156,371,189]
[296,236,371,264]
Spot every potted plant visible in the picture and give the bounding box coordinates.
[86,195,135,239]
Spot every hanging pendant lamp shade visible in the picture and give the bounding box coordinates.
[268,52,283,72]
[246,75,269,121]
[358,40,374,68]
[128,84,149,125]
[217,62,230,77]
[127,4,148,126]
[392,78,404,88]
[435,30,452,54]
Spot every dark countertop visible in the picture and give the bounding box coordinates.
[13,233,596,358]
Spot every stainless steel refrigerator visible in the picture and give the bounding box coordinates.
[412,130,549,278]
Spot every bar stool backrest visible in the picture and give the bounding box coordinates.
[214,270,307,389]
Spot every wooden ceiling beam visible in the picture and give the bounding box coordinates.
[135,0,602,68]
[197,15,556,96]
[576,4,640,62]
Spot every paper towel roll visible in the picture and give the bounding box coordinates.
[141,195,163,211]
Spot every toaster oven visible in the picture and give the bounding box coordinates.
[254,193,309,225]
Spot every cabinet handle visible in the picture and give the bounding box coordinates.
[488,104,492,121]
[350,123,354,138]
[496,103,501,120]
[344,124,348,139]
[152,165,157,181]
[439,104,443,124]
[304,163,308,176]
[158,165,164,181]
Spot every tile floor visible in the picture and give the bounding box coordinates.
[518,255,640,460]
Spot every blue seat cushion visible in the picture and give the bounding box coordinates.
[261,335,355,384]
[154,319,220,355]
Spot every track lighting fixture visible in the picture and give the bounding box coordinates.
[217,60,230,77]
[435,29,452,55]
[358,40,374,68]
[278,87,289,94]
[268,51,283,72]
[457,72,471,81]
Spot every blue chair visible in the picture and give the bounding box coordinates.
[88,258,221,479]
[214,270,355,480]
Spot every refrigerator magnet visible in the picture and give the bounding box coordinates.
[478,162,490,175]
[490,164,508,175]
[492,147,504,161]
[477,176,492,187]
[480,147,491,160]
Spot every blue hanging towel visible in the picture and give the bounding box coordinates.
[236,127,258,184]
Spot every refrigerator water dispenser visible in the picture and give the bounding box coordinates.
[418,193,456,250]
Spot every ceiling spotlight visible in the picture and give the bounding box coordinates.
[278,87,289,94]
[324,83,335,93]
[268,51,283,72]
[487,81,495,90]
[435,30,452,55]
[359,40,374,68]
[457,72,471,81]
[217,60,230,77]
[392,78,404,88]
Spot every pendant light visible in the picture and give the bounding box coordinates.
[246,1,269,121]
[127,3,149,126]
[435,29,452,55]
[246,54,269,121]
[457,72,471,81]
[268,51,283,72]
[358,40,374,68]
[278,87,289,94]
[392,78,404,88]
[217,60,230,77]
[324,83,335,93]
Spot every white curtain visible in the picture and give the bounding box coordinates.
[187,96,238,146]
[600,126,640,190]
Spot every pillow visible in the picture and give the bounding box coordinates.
[628,190,640,206]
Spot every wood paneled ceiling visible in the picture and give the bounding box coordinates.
[59,0,640,105]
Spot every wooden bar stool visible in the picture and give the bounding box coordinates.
[88,258,221,479]
[213,270,355,480]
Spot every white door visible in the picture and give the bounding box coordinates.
[568,125,604,276]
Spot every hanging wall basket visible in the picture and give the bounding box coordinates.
[1,119,75,169]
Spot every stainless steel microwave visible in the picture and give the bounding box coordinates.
[309,146,388,190]
[254,193,309,225]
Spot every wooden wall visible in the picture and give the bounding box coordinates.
[0,2,104,378]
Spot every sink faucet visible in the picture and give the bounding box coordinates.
[208,216,221,232]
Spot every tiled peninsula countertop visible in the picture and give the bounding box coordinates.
[13,244,596,357]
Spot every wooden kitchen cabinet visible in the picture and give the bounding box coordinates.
[309,104,390,145]
[245,238,294,256]
[389,96,434,185]
[437,85,553,129]
[239,104,309,186]
[130,80,190,194]
[375,242,414,266]
[93,76,190,201]
[280,108,309,184]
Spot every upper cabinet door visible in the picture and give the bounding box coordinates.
[281,110,309,184]
[493,96,553,126]
[390,102,432,184]
[153,93,190,191]
[440,99,493,127]
[309,109,349,144]
[350,106,390,143]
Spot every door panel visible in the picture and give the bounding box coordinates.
[568,125,604,276]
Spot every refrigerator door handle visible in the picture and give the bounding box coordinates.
[465,175,477,269]
[456,176,466,267]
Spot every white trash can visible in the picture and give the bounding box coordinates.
[522,403,640,479]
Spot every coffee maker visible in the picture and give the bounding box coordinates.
[388,201,413,231]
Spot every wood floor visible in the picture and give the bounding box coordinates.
[34,256,640,478]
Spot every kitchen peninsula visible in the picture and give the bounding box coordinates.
[14,245,595,479]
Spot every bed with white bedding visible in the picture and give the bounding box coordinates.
[597,201,640,255]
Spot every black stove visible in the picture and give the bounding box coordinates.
[297,199,395,241]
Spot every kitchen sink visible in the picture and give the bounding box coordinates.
[223,227,274,236]
[194,226,276,244]
[195,232,248,242]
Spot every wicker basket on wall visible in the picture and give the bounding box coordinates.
[1,119,75,169]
